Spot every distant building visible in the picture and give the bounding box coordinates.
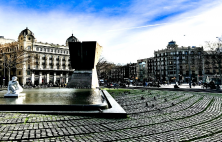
[0,27,78,85]
[147,57,155,81]
[135,41,205,83]
[153,41,204,83]
[108,63,137,83]
[0,36,15,44]
[137,58,148,82]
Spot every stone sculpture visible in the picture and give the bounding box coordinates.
[4,76,23,97]
[67,41,103,88]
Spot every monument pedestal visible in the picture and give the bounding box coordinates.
[67,68,99,89]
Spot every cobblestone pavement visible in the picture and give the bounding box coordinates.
[0,89,222,141]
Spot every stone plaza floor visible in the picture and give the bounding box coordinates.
[0,88,222,141]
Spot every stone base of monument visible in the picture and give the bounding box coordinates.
[67,69,99,88]
[4,93,25,98]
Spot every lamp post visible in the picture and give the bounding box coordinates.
[188,46,191,88]
[3,53,5,88]
[216,36,222,86]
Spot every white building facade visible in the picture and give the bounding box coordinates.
[0,36,15,44]
[16,27,77,85]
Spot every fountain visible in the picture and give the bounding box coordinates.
[0,40,127,117]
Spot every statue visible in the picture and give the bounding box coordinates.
[7,76,23,94]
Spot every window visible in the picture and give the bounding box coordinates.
[36,47,39,51]
[27,46,31,50]
[51,49,53,52]
[40,48,42,51]
[28,37,31,40]
[27,71,30,75]
[44,48,46,51]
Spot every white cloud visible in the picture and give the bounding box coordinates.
[0,0,222,64]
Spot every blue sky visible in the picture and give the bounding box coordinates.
[1,0,222,64]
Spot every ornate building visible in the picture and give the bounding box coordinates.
[153,41,204,83]
[136,41,204,83]
[1,27,79,85]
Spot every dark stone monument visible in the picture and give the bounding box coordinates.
[67,41,102,88]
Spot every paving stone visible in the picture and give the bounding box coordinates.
[1,90,222,141]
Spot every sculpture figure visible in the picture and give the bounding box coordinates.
[7,76,23,94]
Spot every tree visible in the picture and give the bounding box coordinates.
[204,40,222,86]
[96,57,114,81]
[0,42,34,82]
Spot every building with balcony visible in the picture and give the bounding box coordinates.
[153,41,204,83]
[0,27,77,85]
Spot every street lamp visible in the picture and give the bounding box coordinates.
[3,53,5,88]
[188,46,192,88]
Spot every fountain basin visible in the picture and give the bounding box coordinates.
[0,88,108,111]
